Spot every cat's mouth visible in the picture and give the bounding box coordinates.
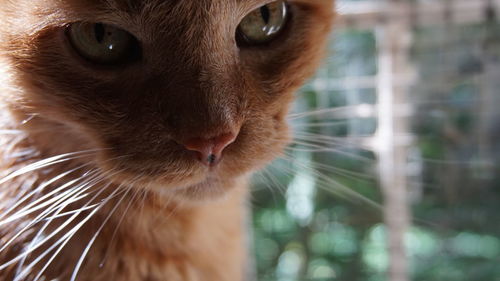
[96,144,243,199]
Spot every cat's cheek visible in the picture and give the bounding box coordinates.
[228,120,290,171]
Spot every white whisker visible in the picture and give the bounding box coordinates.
[13,178,121,280]
[0,149,105,186]
[288,106,360,120]
[293,134,374,150]
[286,143,376,163]
[285,153,376,181]
[99,182,142,268]
[253,170,280,205]
[280,154,382,210]
[0,178,95,256]
[69,187,132,281]
[292,120,350,128]
[260,168,288,197]
[42,204,101,221]
[0,170,98,226]
[0,165,96,222]
[0,129,24,135]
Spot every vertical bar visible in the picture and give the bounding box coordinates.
[375,1,413,281]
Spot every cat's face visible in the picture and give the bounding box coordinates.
[0,0,333,199]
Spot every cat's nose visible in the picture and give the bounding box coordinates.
[182,132,237,166]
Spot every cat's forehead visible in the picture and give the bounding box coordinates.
[8,0,331,32]
[52,0,270,30]
[81,0,264,13]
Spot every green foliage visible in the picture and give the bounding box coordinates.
[252,20,500,281]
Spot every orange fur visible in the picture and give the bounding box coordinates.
[0,0,334,280]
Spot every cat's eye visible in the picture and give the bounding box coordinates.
[67,22,141,65]
[237,1,289,46]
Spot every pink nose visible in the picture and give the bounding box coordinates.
[183,132,237,166]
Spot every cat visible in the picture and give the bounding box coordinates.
[0,0,334,280]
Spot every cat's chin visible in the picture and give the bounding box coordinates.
[172,177,231,201]
[157,172,246,202]
[113,167,242,202]
[169,161,256,202]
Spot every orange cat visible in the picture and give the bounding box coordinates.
[0,0,334,280]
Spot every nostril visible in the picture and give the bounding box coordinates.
[207,154,217,164]
[183,132,237,166]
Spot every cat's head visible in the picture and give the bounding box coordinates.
[0,0,334,199]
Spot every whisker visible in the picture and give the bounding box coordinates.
[0,129,24,135]
[292,134,375,150]
[69,186,131,281]
[288,106,361,120]
[285,143,376,163]
[294,132,377,141]
[259,168,288,198]
[0,149,105,185]
[5,176,38,213]
[294,132,499,167]
[22,187,123,281]
[14,178,102,278]
[0,164,97,222]
[3,148,39,160]
[150,189,177,225]
[41,204,101,221]
[2,154,128,226]
[99,176,144,269]
[407,156,492,165]
[12,176,122,280]
[0,169,99,226]
[291,120,351,128]
[294,131,415,145]
[283,152,376,181]
[279,154,382,210]
[0,171,102,260]
[253,170,282,206]
[24,168,122,242]
[0,169,122,272]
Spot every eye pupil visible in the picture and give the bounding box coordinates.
[67,22,141,65]
[94,23,105,43]
[260,6,270,24]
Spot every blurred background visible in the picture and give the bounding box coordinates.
[250,0,500,280]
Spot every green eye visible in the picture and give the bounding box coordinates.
[237,1,289,46]
[67,22,141,65]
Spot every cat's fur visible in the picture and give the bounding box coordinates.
[0,0,334,280]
